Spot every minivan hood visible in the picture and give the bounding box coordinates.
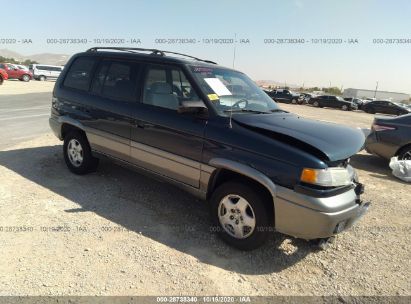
[233,113,365,161]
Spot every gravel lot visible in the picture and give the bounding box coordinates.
[0,82,410,296]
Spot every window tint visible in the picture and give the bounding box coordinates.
[91,61,110,94]
[101,62,137,101]
[63,57,96,91]
[143,66,199,110]
[91,60,138,102]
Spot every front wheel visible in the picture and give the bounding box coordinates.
[39,75,46,81]
[398,145,411,160]
[313,101,319,107]
[342,105,348,111]
[210,181,271,250]
[291,99,297,104]
[63,131,99,175]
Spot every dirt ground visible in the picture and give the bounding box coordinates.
[0,82,409,296]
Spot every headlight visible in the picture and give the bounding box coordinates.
[300,166,354,187]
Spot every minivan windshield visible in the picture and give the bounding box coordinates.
[189,65,281,115]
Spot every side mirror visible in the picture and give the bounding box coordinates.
[178,100,208,114]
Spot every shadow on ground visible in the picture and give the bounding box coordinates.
[0,145,315,274]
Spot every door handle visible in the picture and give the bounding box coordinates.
[136,122,154,129]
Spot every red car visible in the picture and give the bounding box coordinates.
[0,68,8,85]
[0,63,32,82]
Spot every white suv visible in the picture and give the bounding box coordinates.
[29,64,64,81]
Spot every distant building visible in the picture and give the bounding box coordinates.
[343,88,409,102]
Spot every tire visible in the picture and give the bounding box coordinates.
[210,181,271,250]
[313,101,319,107]
[0,76,3,85]
[397,145,411,160]
[366,108,375,114]
[342,105,348,111]
[39,75,46,81]
[63,131,99,175]
[291,99,297,104]
[22,74,30,82]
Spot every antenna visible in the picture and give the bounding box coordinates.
[229,33,237,129]
[232,33,237,68]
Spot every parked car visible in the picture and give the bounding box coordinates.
[0,68,8,85]
[300,93,315,104]
[50,47,369,250]
[29,64,63,81]
[344,97,364,109]
[365,114,411,160]
[0,63,32,82]
[267,89,302,104]
[14,64,29,71]
[362,100,410,115]
[309,95,358,111]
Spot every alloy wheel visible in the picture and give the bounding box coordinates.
[67,139,84,167]
[400,150,411,160]
[218,194,256,239]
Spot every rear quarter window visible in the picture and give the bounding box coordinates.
[63,57,96,91]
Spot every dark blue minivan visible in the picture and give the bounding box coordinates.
[49,47,369,250]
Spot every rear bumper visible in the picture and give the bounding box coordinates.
[274,185,369,240]
[49,116,63,140]
[365,131,397,159]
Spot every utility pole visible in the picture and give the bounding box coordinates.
[374,81,379,98]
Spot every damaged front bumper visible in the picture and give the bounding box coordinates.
[274,183,370,240]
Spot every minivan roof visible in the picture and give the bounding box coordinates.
[73,48,235,71]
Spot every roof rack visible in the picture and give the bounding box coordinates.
[86,47,217,64]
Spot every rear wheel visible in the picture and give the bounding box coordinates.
[63,131,99,175]
[342,105,348,111]
[210,181,271,250]
[398,145,411,160]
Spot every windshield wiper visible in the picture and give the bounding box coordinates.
[270,109,288,113]
[224,109,270,114]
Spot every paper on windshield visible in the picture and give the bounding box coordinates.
[204,78,232,96]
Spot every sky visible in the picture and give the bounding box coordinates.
[3,0,411,93]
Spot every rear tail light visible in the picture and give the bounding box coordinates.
[372,124,396,132]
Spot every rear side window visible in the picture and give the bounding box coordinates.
[91,60,139,102]
[63,57,96,91]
